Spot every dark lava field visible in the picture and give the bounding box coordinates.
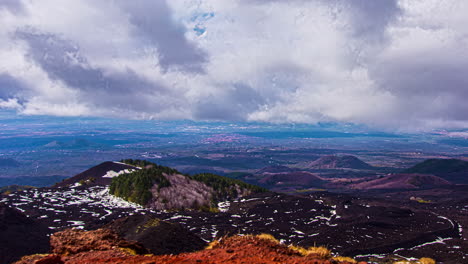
[2,184,467,263]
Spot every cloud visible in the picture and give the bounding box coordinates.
[118,0,207,72]
[0,0,467,131]
[0,0,24,14]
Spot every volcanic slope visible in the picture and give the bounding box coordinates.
[0,203,50,264]
[350,173,452,190]
[303,155,374,170]
[258,171,325,189]
[54,161,140,188]
[404,158,468,184]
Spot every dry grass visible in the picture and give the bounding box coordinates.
[205,239,221,250]
[393,258,436,264]
[288,245,309,256]
[418,258,436,264]
[256,233,280,244]
[288,244,331,259]
[203,234,361,263]
[332,256,357,263]
[305,246,332,259]
[119,247,137,256]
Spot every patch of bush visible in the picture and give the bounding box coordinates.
[191,173,267,201]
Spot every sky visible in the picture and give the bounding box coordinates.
[0,0,467,131]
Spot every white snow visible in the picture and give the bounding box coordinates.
[102,168,136,178]
[112,161,141,169]
[218,201,230,213]
[70,182,82,188]
[166,215,193,220]
[292,228,305,235]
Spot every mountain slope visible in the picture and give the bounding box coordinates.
[258,171,324,188]
[256,165,297,174]
[0,158,20,167]
[304,155,373,170]
[0,203,50,264]
[351,174,451,190]
[405,159,468,174]
[404,159,468,184]
[54,161,139,188]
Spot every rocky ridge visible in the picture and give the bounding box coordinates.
[15,229,367,264]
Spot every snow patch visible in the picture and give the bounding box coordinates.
[102,168,136,178]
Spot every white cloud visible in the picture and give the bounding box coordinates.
[0,0,467,131]
[0,98,22,110]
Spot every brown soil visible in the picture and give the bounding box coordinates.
[50,228,148,255]
[15,229,365,264]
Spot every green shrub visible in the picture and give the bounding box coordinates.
[110,165,172,206]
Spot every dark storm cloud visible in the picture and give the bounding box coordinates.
[118,0,207,72]
[194,83,268,121]
[15,30,164,94]
[371,54,468,121]
[340,0,401,38]
[15,29,175,114]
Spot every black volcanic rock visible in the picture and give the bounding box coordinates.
[0,158,20,167]
[104,214,206,255]
[54,161,139,187]
[305,155,374,170]
[0,185,35,194]
[0,203,50,264]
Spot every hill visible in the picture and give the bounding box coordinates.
[351,173,451,190]
[258,171,325,189]
[304,155,374,170]
[256,165,298,174]
[109,159,266,210]
[43,138,94,149]
[404,159,468,184]
[54,161,140,188]
[0,158,20,167]
[405,159,468,174]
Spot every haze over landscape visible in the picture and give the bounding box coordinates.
[0,1,467,264]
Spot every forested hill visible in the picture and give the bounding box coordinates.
[110,159,266,210]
